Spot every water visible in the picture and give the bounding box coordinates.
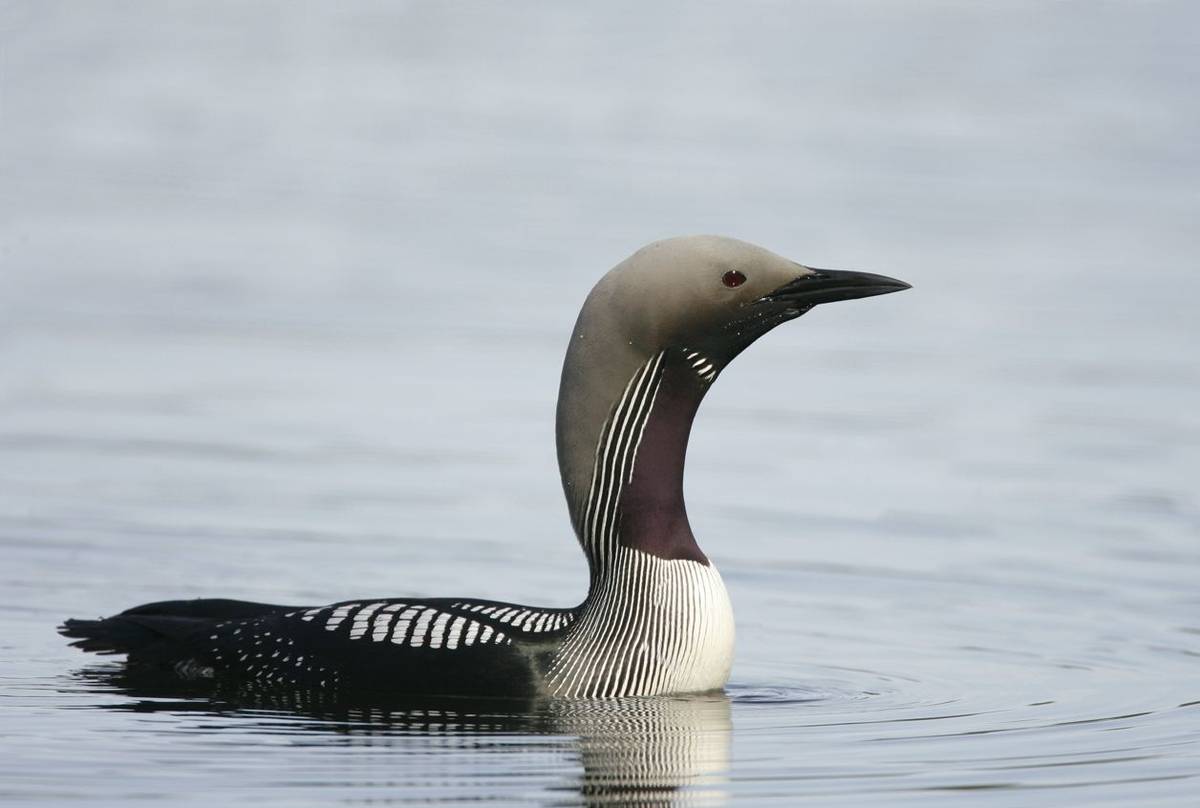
[2,1,1198,804]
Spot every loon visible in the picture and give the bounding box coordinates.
[61,235,909,699]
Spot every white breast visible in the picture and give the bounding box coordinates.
[542,548,735,698]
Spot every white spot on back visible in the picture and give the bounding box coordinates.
[409,609,435,647]
[428,613,452,649]
[349,602,384,639]
[390,606,421,644]
[325,604,357,631]
[371,610,395,641]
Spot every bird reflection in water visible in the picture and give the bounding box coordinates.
[69,665,732,806]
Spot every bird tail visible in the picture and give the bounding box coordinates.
[59,598,300,657]
[58,615,179,655]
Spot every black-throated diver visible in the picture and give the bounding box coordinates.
[61,235,909,698]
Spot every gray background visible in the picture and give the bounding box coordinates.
[2,2,1198,805]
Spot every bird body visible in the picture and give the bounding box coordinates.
[62,236,908,699]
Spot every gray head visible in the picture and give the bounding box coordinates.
[571,235,907,361]
[557,235,909,563]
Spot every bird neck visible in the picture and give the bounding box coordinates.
[557,344,713,577]
[615,351,709,565]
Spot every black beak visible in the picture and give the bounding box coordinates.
[762,268,911,306]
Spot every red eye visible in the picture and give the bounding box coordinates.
[722,270,746,288]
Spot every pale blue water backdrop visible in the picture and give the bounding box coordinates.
[2,2,1198,805]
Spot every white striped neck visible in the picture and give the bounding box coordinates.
[545,545,735,698]
[568,348,722,578]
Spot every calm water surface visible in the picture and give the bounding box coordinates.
[2,2,1198,805]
